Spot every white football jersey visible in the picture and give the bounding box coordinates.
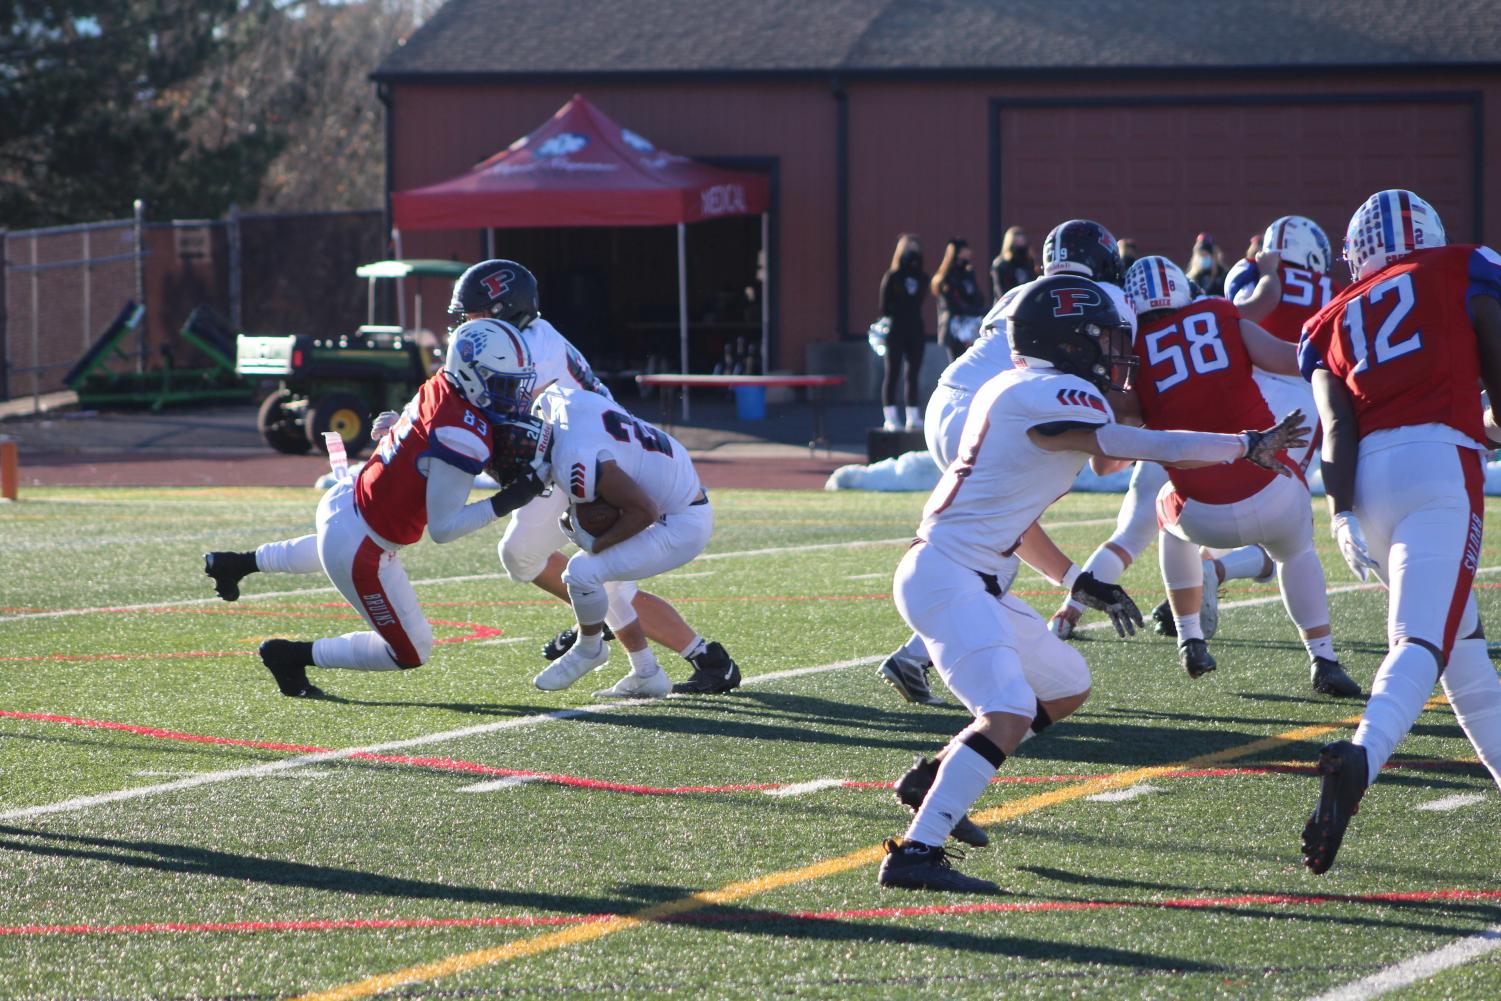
[544,388,701,515]
[525,318,612,399]
[943,281,1134,397]
[918,366,1113,577]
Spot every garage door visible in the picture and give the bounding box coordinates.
[998,98,1476,282]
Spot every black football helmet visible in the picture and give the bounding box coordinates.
[1007,274,1137,392]
[449,259,541,331]
[1042,220,1124,286]
[487,412,553,487]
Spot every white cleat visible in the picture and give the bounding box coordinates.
[533,640,610,691]
[1200,559,1221,640]
[592,668,671,700]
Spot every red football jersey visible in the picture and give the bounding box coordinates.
[1299,244,1501,446]
[355,370,495,545]
[1132,297,1277,505]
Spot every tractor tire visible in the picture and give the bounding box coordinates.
[306,392,371,457]
[258,389,311,455]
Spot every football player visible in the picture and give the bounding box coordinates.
[444,260,740,695]
[204,320,549,697]
[879,275,1308,892]
[879,219,1134,706]
[1299,190,1501,874]
[1118,256,1357,695]
[488,388,712,700]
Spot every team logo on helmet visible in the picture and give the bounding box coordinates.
[456,332,482,363]
[480,268,516,300]
[536,133,589,158]
[1050,286,1102,317]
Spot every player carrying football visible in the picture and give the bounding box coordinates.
[204,320,549,697]
[488,388,712,700]
[1298,189,1501,874]
[878,275,1308,893]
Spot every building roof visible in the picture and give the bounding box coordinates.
[374,0,1501,81]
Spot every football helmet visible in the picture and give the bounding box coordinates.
[1263,215,1332,273]
[1123,256,1193,315]
[1042,219,1124,286]
[1344,190,1446,282]
[1007,274,1136,392]
[488,412,553,487]
[449,259,541,331]
[444,319,536,416]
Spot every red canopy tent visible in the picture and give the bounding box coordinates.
[392,95,771,410]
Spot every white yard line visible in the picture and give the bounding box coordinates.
[0,655,885,822]
[1413,793,1486,812]
[1085,784,1161,802]
[1304,924,1501,1001]
[472,636,533,647]
[457,776,541,793]
[763,779,848,798]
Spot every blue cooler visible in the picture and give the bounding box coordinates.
[733,385,767,421]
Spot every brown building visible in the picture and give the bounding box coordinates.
[374,0,1501,389]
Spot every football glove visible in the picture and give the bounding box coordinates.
[558,509,598,555]
[1331,511,1380,583]
[371,410,400,441]
[1070,571,1143,638]
[489,470,546,519]
[1240,410,1310,476]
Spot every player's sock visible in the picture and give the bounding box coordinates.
[896,631,928,665]
[1217,545,1271,583]
[1173,611,1203,642]
[254,535,322,575]
[1303,634,1337,661]
[1352,642,1440,785]
[1441,636,1501,789]
[1081,546,1127,586]
[904,729,1005,847]
[678,635,707,661]
[626,645,660,678]
[576,630,605,658]
[312,633,406,671]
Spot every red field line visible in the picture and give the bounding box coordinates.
[6,887,1500,938]
[0,711,1479,798]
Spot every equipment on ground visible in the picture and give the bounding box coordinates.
[65,303,251,411]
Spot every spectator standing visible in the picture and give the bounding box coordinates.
[989,226,1036,301]
[932,238,988,363]
[1186,231,1230,296]
[879,233,930,430]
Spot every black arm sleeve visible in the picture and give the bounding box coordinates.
[489,472,546,518]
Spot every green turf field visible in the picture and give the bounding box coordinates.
[2,486,1499,1000]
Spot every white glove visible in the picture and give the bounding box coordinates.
[371,410,401,441]
[558,509,597,555]
[1331,511,1380,583]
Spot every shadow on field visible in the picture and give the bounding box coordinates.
[1015,865,1501,938]
[0,825,639,915]
[661,906,1225,972]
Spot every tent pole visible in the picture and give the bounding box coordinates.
[677,221,689,421]
[760,211,770,374]
[485,228,495,259]
[393,228,406,332]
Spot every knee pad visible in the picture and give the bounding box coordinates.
[563,554,610,625]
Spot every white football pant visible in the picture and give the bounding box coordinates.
[562,503,713,627]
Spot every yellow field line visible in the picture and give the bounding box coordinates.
[290,700,1426,1001]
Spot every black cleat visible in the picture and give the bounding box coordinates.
[1302,740,1369,874]
[258,639,324,698]
[1152,600,1176,638]
[671,641,742,694]
[1311,657,1362,699]
[893,756,990,848]
[542,623,613,661]
[878,655,945,706]
[204,551,258,602]
[1179,638,1216,679]
[877,838,999,893]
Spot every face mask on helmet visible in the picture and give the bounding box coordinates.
[1123,256,1193,315]
[1343,189,1447,282]
[444,319,537,417]
[1042,219,1124,286]
[1262,215,1332,273]
[448,259,541,334]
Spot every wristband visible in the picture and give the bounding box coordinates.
[1058,564,1081,590]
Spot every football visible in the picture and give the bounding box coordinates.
[573,499,621,536]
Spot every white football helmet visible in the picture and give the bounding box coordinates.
[1123,256,1192,315]
[444,319,536,415]
[1263,215,1332,273]
[1344,189,1446,282]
